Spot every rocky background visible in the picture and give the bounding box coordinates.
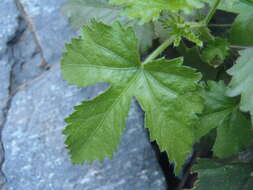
[0,0,167,189]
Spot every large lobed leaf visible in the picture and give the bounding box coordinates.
[61,20,203,173]
[227,48,253,125]
[197,81,253,158]
[110,0,204,23]
[193,159,253,190]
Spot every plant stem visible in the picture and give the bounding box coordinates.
[208,24,232,27]
[204,0,222,24]
[230,45,253,49]
[143,36,175,64]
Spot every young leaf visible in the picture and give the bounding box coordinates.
[201,37,230,68]
[193,159,253,190]
[61,20,203,173]
[160,15,203,47]
[197,81,253,158]
[227,48,253,124]
[110,0,204,24]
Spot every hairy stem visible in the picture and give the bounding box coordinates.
[204,0,222,24]
[143,36,175,64]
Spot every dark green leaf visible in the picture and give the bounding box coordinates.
[197,81,253,158]
[193,159,253,190]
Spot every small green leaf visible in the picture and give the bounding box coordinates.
[193,159,253,190]
[227,48,253,125]
[110,0,204,24]
[201,37,230,68]
[61,20,203,173]
[197,81,253,158]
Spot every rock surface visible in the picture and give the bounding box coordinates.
[18,0,75,64]
[0,0,19,55]
[0,0,167,189]
[2,66,166,190]
[0,0,19,186]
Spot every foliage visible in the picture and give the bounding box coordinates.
[201,37,230,67]
[197,81,253,158]
[110,0,204,23]
[60,0,253,188]
[193,159,253,190]
[62,20,203,173]
[227,48,253,123]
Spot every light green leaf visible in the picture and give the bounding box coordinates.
[61,20,203,173]
[201,37,230,68]
[229,11,253,46]
[193,159,253,190]
[197,81,253,158]
[227,48,253,124]
[62,0,120,28]
[62,0,155,53]
[110,0,204,24]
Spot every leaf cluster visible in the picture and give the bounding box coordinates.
[60,0,253,189]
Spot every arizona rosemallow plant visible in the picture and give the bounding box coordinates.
[60,0,253,189]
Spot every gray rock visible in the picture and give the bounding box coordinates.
[10,26,45,90]
[0,0,19,120]
[2,66,166,190]
[19,0,75,64]
[0,0,19,55]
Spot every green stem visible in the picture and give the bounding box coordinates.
[208,24,232,27]
[204,0,222,24]
[230,45,253,49]
[143,36,175,64]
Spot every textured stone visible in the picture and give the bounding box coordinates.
[19,0,75,64]
[0,0,19,118]
[2,66,166,190]
[10,26,45,90]
[0,0,19,55]
[0,0,19,186]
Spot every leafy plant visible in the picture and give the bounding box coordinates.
[61,0,253,189]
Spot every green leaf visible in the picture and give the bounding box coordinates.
[62,0,120,28]
[204,0,253,14]
[201,37,230,68]
[61,20,203,173]
[193,159,253,190]
[227,48,253,124]
[110,0,204,24]
[197,81,253,158]
[62,0,155,53]
[229,11,253,46]
[204,0,253,46]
